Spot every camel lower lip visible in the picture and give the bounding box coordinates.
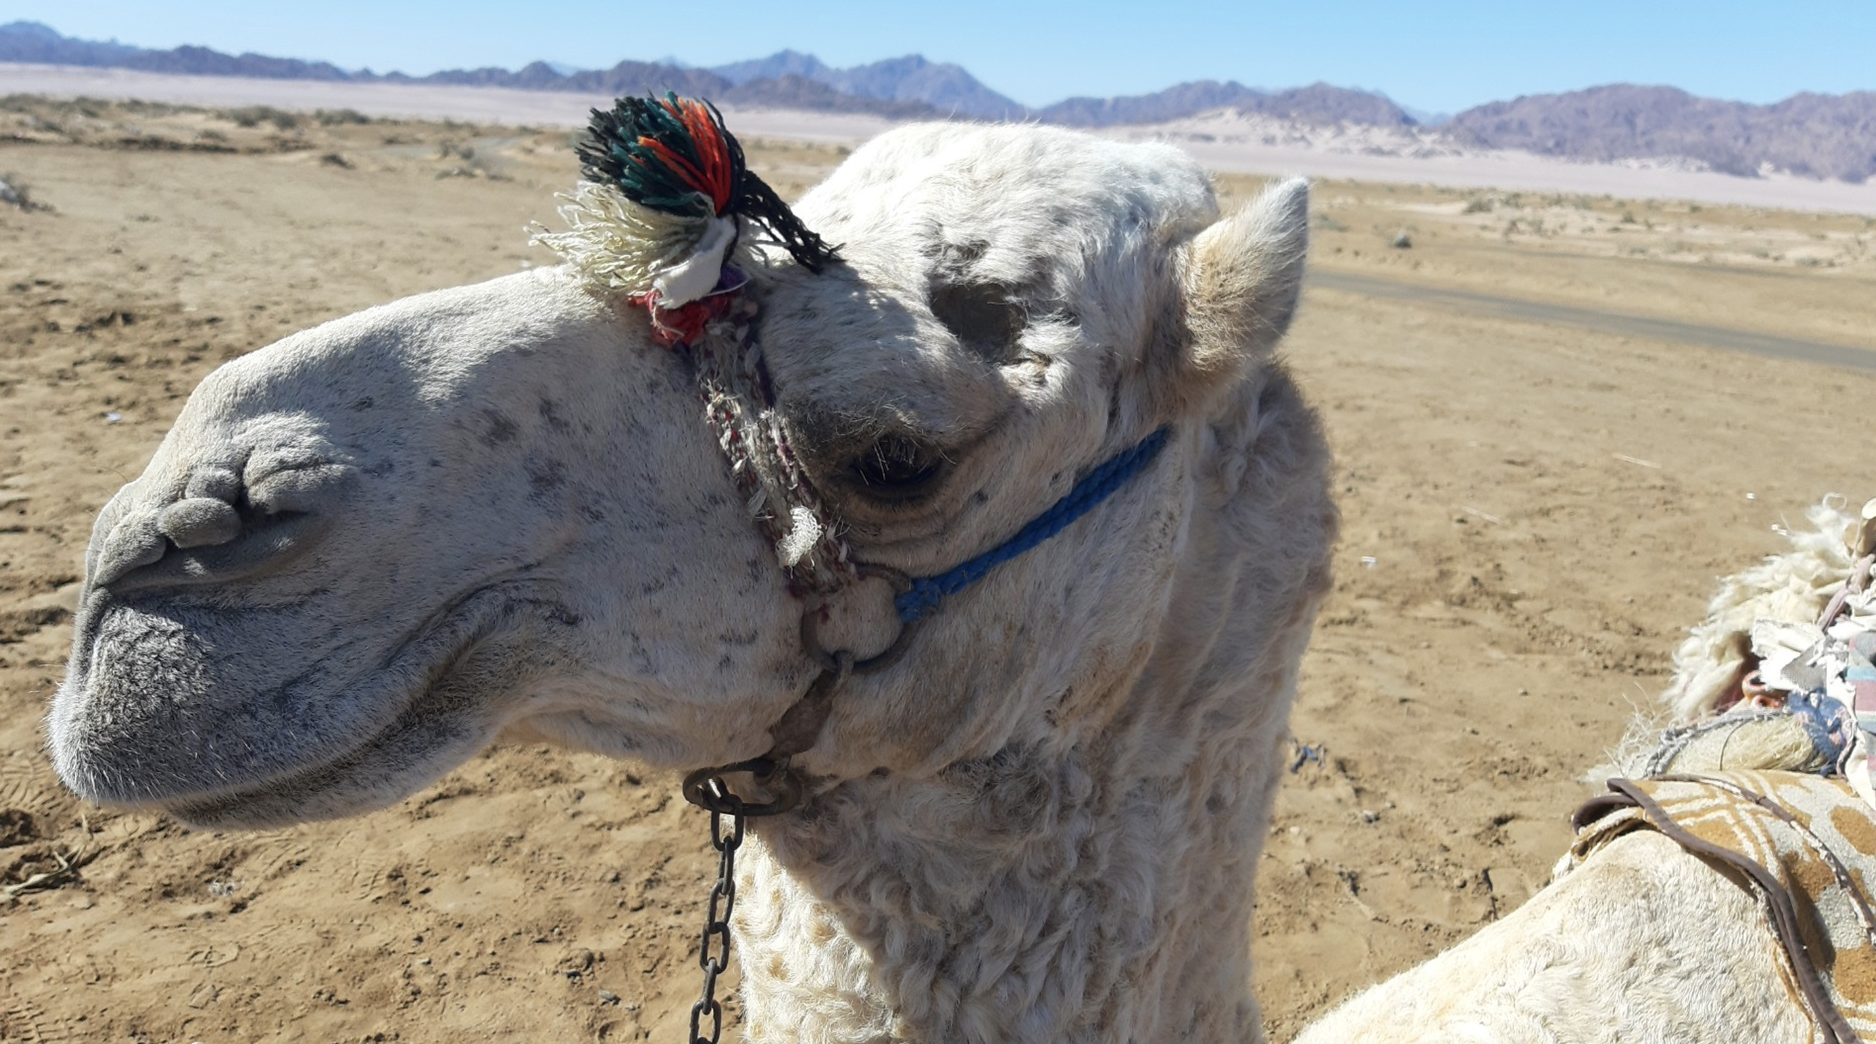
[56,584,517,817]
[160,633,494,828]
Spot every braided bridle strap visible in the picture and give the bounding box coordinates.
[534,94,856,597]
[660,270,858,596]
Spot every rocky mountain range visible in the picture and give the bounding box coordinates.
[5,21,1873,183]
[0,20,1406,126]
[1037,80,1415,128]
[1447,84,1876,183]
[711,49,1027,121]
[0,23,941,118]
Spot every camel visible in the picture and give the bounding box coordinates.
[48,97,1871,1043]
[50,110,1336,1042]
[1295,498,1876,1044]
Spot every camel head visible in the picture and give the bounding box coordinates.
[49,118,1324,837]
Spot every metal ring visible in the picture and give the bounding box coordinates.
[851,562,917,673]
[798,562,918,676]
[682,759,803,817]
[797,596,844,673]
[851,622,917,675]
[855,561,915,594]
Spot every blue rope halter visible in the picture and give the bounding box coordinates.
[893,427,1171,623]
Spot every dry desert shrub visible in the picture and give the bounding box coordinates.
[0,172,52,212]
[313,108,371,126]
[225,105,300,131]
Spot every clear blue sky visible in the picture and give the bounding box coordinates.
[11,1,1874,116]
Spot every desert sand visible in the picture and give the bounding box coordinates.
[4,95,1876,1043]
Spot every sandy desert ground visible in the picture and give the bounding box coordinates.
[3,96,1876,1043]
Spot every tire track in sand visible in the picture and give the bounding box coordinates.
[1308,269,1876,372]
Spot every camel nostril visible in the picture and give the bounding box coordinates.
[93,517,168,588]
[84,457,352,596]
[246,463,354,515]
[159,498,243,549]
[185,465,242,503]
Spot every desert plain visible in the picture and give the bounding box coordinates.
[4,94,1876,1043]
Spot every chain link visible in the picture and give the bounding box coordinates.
[680,577,909,1041]
[688,779,745,1044]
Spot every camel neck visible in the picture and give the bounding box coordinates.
[729,673,1293,1044]
[724,370,1334,1043]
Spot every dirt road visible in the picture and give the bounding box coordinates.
[1309,269,1876,371]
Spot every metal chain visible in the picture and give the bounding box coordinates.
[679,575,914,1041]
[688,779,745,1044]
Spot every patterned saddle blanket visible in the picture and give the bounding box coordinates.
[1573,771,1876,1044]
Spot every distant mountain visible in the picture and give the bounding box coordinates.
[408,58,731,98]
[1040,80,1263,126]
[406,59,582,90]
[0,20,350,80]
[415,59,935,117]
[0,21,1403,128]
[826,56,1026,120]
[0,19,55,38]
[713,49,833,86]
[1400,104,1452,127]
[10,22,1876,184]
[127,45,354,81]
[0,19,150,66]
[712,50,1025,120]
[1038,80,1415,128]
[726,75,937,119]
[1448,84,1876,183]
[0,22,928,119]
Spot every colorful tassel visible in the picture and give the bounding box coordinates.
[576,93,840,273]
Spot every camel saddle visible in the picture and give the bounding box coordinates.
[1573,771,1876,1044]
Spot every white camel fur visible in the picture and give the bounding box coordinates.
[1295,502,1874,1044]
[50,123,1337,1042]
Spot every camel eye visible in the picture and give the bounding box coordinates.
[930,280,1025,364]
[848,436,946,502]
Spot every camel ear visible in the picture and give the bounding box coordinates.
[1167,177,1309,409]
